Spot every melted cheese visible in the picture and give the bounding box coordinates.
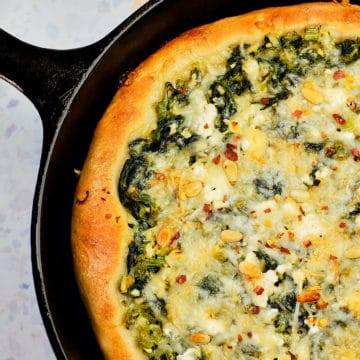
[123,28,360,359]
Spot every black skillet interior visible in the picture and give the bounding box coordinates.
[1,0,323,358]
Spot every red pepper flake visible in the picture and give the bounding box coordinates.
[224,148,238,161]
[280,246,291,254]
[181,86,187,96]
[348,100,358,112]
[203,203,211,212]
[253,286,265,295]
[293,109,303,118]
[203,123,209,129]
[176,274,187,284]
[231,120,238,127]
[155,172,166,180]
[233,135,241,141]
[226,143,237,150]
[203,203,213,220]
[251,305,261,314]
[332,113,346,125]
[329,254,338,260]
[265,242,277,249]
[105,213,112,219]
[303,239,312,248]
[237,334,243,343]
[339,222,346,228]
[212,154,221,165]
[321,205,329,211]
[227,345,233,350]
[351,148,360,161]
[261,97,270,106]
[170,231,181,247]
[287,231,295,240]
[333,69,346,80]
[316,299,329,309]
[264,208,272,213]
[297,214,303,222]
[247,332,253,338]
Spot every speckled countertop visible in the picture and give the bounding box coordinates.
[0,1,143,358]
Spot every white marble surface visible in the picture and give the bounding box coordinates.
[0,1,143,358]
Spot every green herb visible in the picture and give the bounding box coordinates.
[151,69,202,151]
[254,250,278,271]
[198,275,221,295]
[208,46,250,131]
[349,202,360,217]
[304,27,320,41]
[119,155,157,225]
[254,176,283,199]
[130,254,165,291]
[239,343,261,358]
[303,142,324,152]
[337,38,360,64]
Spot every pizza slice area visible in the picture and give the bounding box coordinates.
[116,25,360,360]
[71,3,360,359]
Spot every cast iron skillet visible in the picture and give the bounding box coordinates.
[0,0,321,358]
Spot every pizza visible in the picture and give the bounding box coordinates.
[71,2,360,359]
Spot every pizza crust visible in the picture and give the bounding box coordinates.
[71,2,360,359]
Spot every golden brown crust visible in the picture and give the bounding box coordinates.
[71,2,360,359]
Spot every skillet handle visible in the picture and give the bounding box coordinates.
[0,29,109,153]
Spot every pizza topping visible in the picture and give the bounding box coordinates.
[118,27,360,359]
[222,159,238,185]
[332,113,346,125]
[220,229,244,243]
[296,290,321,303]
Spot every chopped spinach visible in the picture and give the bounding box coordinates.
[254,250,278,271]
[277,121,300,139]
[239,343,261,358]
[119,155,157,225]
[208,46,250,131]
[280,32,305,51]
[269,292,300,334]
[254,176,283,199]
[260,89,290,109]
[198,275,221,295]
[151,69,202,151]
[130,254,165,292]
[304,142,324,152]
[337,38,360,64]
[258,57,289,92]
[349,202,360,217]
